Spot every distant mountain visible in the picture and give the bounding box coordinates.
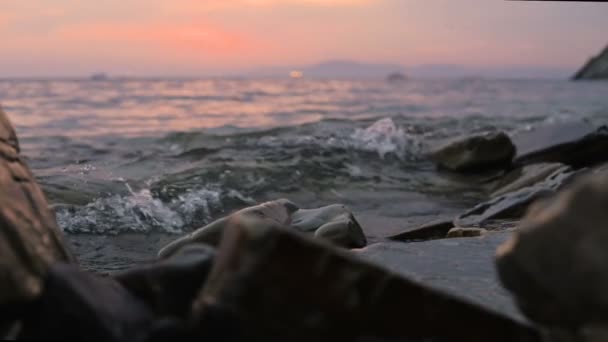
[244,60,573,80]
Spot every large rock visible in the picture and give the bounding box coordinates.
[158,199,366,258]
[191,212,540,341]
[430,131,515,172]
[573,45,608,80]
[512,122,608,168]
[0,106,74,307]
[496,172,608,330]
[489,163,569,198]
[18,264,158,342]
[114,243,215,318]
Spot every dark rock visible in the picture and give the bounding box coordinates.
[455,167,576,227]
[18,263,156,342]
[512,122,608,168]
[573,45,608,80]
[489,163,568,198]
[114,243,215,318]
[159,199,366,258]
[387,218,454,242]
[0,107,74,308]
[291,204,367,248]
[496,172,608,330]
[430,131,515,172]
[191,213,540,341]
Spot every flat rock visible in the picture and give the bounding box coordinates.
[386,218,454,242]
[430,131,515,172]
[356,233,524,324]
[191,213,539,341]
[446,227,487,238]
[114,243,215,318]
[496,172,608,329]
[455,167,576,227]
[489,163,568,198]
[0,107,74,307]
[18,263,157,342]
[512,122,608,168]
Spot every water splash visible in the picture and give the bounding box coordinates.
[350,117,422,159]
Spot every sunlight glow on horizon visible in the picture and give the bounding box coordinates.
[1,0,607,76]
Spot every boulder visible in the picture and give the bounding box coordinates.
[114,243,215,318]
[573,45,608,80]
[158,200,366,258]
[496,172,608,330]
[18,264,158,342]
[430,131,515,172]
[512,122,608,168]
[489,163,569,198]
[0,106,74,308]
[191,212,540,341]
[455,167,576,228]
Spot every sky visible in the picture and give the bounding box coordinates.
[1,0,608,77]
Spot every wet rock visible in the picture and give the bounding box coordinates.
[159,199,366,258]
[291,204,367,248]
[512,122,608,168]
[158,198,298,258]
[430,131,515,172]
[455,167,576,227]
[447,227,487,238]
[573,45,608,80]
[489,163,569,198]
[191,213,540,341]
[496,173,608,329]
[387,218,454,242]
[18,263,156,342]
[0,107,74,308]
[114,243,215,318]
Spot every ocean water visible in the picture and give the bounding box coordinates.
[1,78,608,273]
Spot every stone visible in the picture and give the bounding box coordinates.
[447,227,487,238]
[512,122,608,168]
[573,45,608,80]
[159,199,366,258]
[429,131,515,172]
[489,163,569,198]
[114,243,215,318]
[496,172,608,329]
[455,167,576,228]
[387,218,454,242]
[0,107,74,308]
[191,213,540,341]
[291,204,367,248]
[18,263,157,342]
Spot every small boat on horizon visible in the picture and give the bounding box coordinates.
[386,72,407,83]
[90,72,109,81]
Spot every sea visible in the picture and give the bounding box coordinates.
[1,78,608,273]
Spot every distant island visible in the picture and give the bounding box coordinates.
[572,44,608,80]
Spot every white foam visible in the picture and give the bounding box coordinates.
[350,117,421,159]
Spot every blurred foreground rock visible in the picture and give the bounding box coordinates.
[496,172,608,333]
[0,106,74,330]
[573,45,608,80]
[430,131,515,172]
[191,213,539,341]
[158,199,366,258]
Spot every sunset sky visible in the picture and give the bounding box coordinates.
[1,0,608,77]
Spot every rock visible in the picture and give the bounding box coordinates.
[291,204,367,248]
[158,198,298,258]
[387,218,454,242]
[455,167,576,228]
[191,212,540,341]
[447,227,487,238]
[573,45,608,80]
[496,172,608,329]
[489,163,569,198]
[18,263,157,342]
[0,106,74,308]
[430,131,515,172]
[159,199,366,258]
[114,243,215,318]
[512,122,608,168]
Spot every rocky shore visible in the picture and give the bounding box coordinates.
[3,104,608,341]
